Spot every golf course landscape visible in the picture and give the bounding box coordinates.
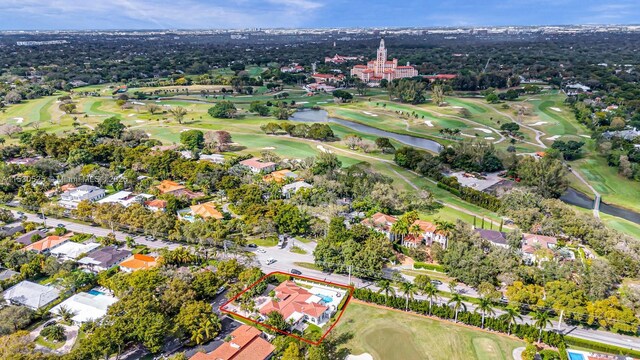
[333,302,524,360]
[3,81,640,238]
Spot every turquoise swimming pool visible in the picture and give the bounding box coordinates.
[88,289,105,296]
[567,351,585,360]
[315,294,333,305]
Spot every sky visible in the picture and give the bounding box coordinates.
[0,0,639,30]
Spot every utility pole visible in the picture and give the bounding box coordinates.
[557,309,564,331]
[348,265,352,285]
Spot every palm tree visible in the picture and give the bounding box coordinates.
[56,305,76,323]
[531,310,553,343]
[193,316,221,345]
[475,297,496,329]
[409,223,423,242]
[391,220,409,243]
[376,279,395,303]
[422,283,439,315]
[400,282,418,311]
[435,220,455,246]
[501,306,522,335]
[448,293,467,322]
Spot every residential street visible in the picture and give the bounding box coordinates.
[12,209,640,352]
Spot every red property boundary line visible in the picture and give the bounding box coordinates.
[219,271,354,346]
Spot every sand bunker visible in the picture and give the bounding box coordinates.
[262,147,276,150]
[474,127,492,134]
[547,135,561,140]
[346,354,373,360]
[424,120,434,127]
[316,145,332,153]
[530,121,548,126]
[485,137,495,140]
[13,117,24,123]
[550,107,562,112]
[362,111,378,117]
[135,120,145,123]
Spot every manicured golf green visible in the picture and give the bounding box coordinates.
[333,302,523,360]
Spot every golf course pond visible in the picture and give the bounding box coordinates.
[290,109,444,153]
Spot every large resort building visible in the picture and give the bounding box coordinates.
[350,39,418,85]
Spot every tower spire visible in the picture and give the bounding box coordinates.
[379,38,385,49]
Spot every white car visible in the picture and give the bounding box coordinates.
[266,258,276,265]
[257,249,266,253]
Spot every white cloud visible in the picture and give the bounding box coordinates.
[0,0,327,29]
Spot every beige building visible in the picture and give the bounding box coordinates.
[350,39,418,84]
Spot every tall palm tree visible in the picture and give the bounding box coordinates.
[422,283,439,315]
[400,282,418,311]
[501,306,522,335]
[448,293,467,323]
[376,279,395,303]
[56,305,76,323]
[475,297,496,329]
[409,223,423,242]
[531,310,553,343]
[391,220,409,243]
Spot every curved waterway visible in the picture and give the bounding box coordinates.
[561,188,640,225]
[290,109,443,153]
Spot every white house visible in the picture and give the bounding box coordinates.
[59,185,105,209]
[50,241,101,261]
[282,181,313,198]
[403,220,448,249]
[200,154,225,164]
[97,191,153,208]
[2,281,60,309]
[50,291,118,324]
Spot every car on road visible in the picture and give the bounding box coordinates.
[43,320,57,328]
[215,286,226,296]
[290,269,302,275]
[257,249,266,253]
[246,243,257,248]
[16,211,23,216]
[266,258,276,265]
[430,280,443,286]
[56,223,65,228]
[37,214,46,220]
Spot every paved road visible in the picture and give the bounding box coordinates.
[14,211,180,251]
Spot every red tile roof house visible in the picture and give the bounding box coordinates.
[189,324,274,360]
[239,158,277,174]
[258,281,331,330]
[521,233,558,263]
[360,212,397,240]
[402,220,448,249]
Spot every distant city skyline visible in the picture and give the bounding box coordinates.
[0,0,639,30]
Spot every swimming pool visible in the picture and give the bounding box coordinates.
[567,351,585,360]
[88,289,105,296]
[315,294,333,304]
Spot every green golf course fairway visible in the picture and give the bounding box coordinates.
[334,302,523,360]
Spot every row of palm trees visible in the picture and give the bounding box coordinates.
[376,279,553,343]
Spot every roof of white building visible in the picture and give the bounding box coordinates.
[282,181,313,193]
[50,292,118,323]
[50,242,101,260]
[2,281,60,309]
[97,191,153,207]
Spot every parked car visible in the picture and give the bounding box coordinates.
[37,214,46,220]
[43,320,56,328]
[430,280,443,286]
[246,243,257,248]
[257,249,266,254]
[56,223,65,228]
[215,286,226,296]
[266,258,276,265]
[290,269,302,275]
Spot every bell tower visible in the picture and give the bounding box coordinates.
[376,38,386,76]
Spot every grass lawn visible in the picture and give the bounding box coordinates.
[289,246,307,255]
[248,237,278,247]
[334,302,523,360]
[293,262,321,271]
[35,335,65,350]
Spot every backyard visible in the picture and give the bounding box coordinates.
[333,302,523,360]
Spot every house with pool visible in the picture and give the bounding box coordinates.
[257,280,345,330]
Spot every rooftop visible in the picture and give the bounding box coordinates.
[156,180,185,194]
[190,325,274,360]
[239,157,276,170]
[2,281,60,309]
[119,254,160,271]
[50,291,118,323]
[24,233,73,252]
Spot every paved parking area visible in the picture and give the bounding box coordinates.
[448,171,503,191]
